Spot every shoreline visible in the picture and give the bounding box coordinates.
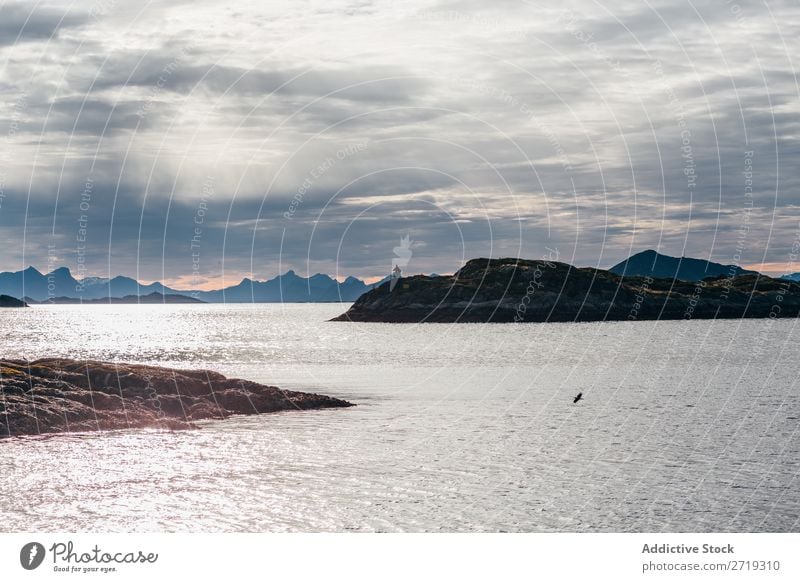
[0,358,354,439]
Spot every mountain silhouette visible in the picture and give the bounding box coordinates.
[0,266,370,302]
[609,250,757,282]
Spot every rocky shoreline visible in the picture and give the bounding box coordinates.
[0,359,353,438]
[0,294,27,308]
[333,257,800,323]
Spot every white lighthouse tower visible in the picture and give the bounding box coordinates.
[390,264,402,290]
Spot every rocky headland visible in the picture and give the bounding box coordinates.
[333,257,800,323]
[0,359,353,438]
[0,295,27,307]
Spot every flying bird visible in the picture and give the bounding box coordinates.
[573,392,583,404]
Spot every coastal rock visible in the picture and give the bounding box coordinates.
[0,359,353,438]
[0,295,27,308]
[332,257,800,323]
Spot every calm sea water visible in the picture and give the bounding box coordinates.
[1,304,798,532]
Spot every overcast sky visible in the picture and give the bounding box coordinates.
[0,0,798,288]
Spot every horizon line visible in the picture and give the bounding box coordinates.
[1,251,795,291]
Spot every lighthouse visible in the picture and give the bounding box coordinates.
[390,264,402,291]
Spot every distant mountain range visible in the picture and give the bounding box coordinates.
[0,250,775,304]
[609,250,758,281]
[0,266,377,303]
[193,271,376,303]
[25,292,205,305]
[780,272,800,282]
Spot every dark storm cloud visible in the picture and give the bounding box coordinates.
[0,169,520,282]
[24,97,162,136]
[574,1,733,44]
[93,54,430,103]
[0,2,88,46]
[684,71,800,98]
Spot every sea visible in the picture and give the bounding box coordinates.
[0,304,798,532]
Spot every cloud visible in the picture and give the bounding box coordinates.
[0,0,798,280]
[0,2,88,47]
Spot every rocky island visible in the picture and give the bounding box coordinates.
[0,359,353,438]
[333,257,800,323]
[0,294,27,307]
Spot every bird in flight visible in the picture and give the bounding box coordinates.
[573,392,583,404]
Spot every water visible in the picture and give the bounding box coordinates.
[1,304,798,532]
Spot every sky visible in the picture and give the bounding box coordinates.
[0,0,798,289]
